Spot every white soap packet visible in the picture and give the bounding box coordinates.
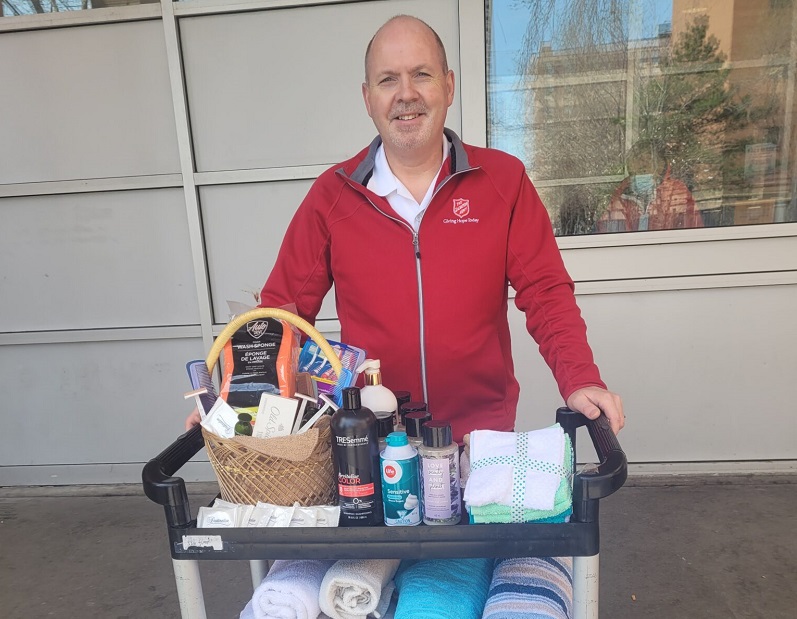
[200,398,238,439]
[247,504,276,527]
[237,504,255,528]
[211,498,239,509]
[314,505,341,527]
[288,503,318,527]
[211,497,253,526]
[266,504,296,527]
[197,505,238,528]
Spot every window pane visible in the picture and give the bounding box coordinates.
[487,0,797,235]
[1,0,155,16]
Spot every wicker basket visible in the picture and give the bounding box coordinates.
[201,308,344,506]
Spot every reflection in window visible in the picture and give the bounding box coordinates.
[1,0,156,16]
[487,0,797,235]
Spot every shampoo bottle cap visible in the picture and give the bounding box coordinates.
[342,387,362,410]
[399,401,427,425]
[386,431,409,447]
[422,421,453,448]
[394,390,411,409]
[375,411,395,438]
[404,411,432,438]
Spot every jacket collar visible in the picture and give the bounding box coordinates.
[344,128,471,186]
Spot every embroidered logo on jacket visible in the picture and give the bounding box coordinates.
[453,198,470,218]
[444,198,479,224]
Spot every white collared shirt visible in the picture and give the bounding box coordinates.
[367,137,450,231]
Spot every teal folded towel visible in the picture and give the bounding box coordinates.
[468,436,573,524]
[394,558,494,619]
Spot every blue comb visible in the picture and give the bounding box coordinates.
[331,367,355,407]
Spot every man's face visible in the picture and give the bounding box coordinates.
[362,20,455,155]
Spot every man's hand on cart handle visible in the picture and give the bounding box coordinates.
[186,408,201,431]
[566,386,625,434]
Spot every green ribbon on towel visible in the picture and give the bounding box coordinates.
[470,429,573,523]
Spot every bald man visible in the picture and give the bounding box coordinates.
[190,15,624,439]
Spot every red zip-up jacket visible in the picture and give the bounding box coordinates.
[260,129,605,442]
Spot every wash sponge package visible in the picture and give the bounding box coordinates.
[220,316,299,408]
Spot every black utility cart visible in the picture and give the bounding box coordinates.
[143,408,626,619]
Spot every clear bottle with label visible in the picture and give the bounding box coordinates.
[330,387,382,526]
[399,401,426,432]
[380,432,421,526]
[418,421,461,525]
[405,410,431,449]
[393,391,411,429]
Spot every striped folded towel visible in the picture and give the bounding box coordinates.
[482,557,573,619]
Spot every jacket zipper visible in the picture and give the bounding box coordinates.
[359,197,430,402]
[346,166,478,404]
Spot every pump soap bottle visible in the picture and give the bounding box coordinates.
[330,387,382,526]
[419,421,461,525]
[357,359,398,423]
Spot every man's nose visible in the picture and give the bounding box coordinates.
[396,76,420,101]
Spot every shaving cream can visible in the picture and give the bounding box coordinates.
[380,432,421,526]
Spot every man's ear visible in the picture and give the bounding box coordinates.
[362,82,373,118]
[445,70,455,107]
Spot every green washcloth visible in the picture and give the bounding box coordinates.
[469,501,572,523]
[468,435,573,524]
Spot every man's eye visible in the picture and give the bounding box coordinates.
[378,77,396,85]
[416,72,432,78]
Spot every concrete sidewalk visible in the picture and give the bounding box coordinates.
[1,475,795,618]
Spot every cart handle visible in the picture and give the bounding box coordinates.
[556,407,627,502]
[142,424,205,527]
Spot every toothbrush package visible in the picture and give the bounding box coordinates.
[297,339,365,403]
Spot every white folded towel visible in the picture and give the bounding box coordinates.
[241,559,335,619]
[319,559,400,619]
[463,425,566,511]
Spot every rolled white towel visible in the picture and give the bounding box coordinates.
[241,559,335,619]
[319,559,400,619]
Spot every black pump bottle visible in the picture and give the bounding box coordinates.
[330,387,383,526]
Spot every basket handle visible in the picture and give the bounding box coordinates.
[204,307,343,379]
